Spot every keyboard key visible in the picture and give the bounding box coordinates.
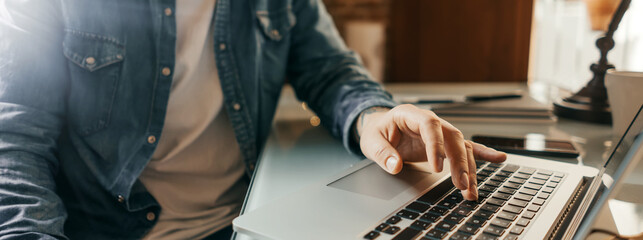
[490,176,506,182]
[522,211,536,219]
[454,206,472,216]
[498,187,516,195]
[479,170,493,177]
[496,171,511,178]
[438,200,457,209]
[523,183,542,190]
[421,212,440,223]
[504,205,523,214]
[529,179,546,185]
[486,180,502,187]
[376,223,389,231]
[513,173,530,180]
[483,225,505,236]
[407,201,431,213]
[527,204,540,212]
[450,232,472,240]
[546,182,558,188]
[364,231,380,239]
[383,226,401,234]
[387,216,402,224]
[397,209,420,220]
[481,204,500,213]
[502,164,520,173]
[444,213,465,224]
[538,170,553,176]
[497,211,517,221]
[505,235,519,240]
[514,193,533,202]
[480,184,497,192]
[425,228,447,239]
[553,172,565,178]
[551,177,562,183]
[477,175,487,182]
[504,182,521,189]
[446,191,464,203]
[436,220,456,231]
[474,210,494,220]
[518,188,538,196]
[508,177,526,184]
[475,160,486,169]
[430,206,449,216]
[479,191,492,199]
[461,201,479,210]
[417,179,455,205]
[490,218,512,228]
[466,217,486,227]
[492,192,511,201]
[411,220,432,230]
[486,198,505,206]
[518,167,535,175]
[538,193,550,199]
[477,234,499,240]
[542,187,555,193]
[489,163,503,168]
[508,199,528,208]
[533,198,545,206]
[392,227,421,240]
[516,218,530,227]
[459,224,479,235]
[533,174,549,180]
[510,226,525,235]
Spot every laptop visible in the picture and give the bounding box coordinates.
[233,105,643,240]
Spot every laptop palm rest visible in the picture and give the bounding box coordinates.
[327,162,431,200]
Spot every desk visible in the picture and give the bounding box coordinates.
[234,83,641,240]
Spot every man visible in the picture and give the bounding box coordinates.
[0,0,506,239]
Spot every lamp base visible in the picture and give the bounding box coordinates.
[553,95,612,124]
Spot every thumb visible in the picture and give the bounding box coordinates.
[362,133,403,174]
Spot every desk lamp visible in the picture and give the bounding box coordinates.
[553,0,631,124]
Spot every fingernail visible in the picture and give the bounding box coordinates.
[459,172,470,190]
[436,156,444,172]
[386,157,398,172]
[471,182,479,201]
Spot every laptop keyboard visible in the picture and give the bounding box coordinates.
[363,161,565,240]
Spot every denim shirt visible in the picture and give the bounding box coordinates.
[0,0,396,239]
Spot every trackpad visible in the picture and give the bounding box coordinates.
[327,162,430,200]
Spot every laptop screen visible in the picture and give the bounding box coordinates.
[602,104,643,184]
[574,104,643,239]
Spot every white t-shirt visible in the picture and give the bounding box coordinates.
[139,1,246,239]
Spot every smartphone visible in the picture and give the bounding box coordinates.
[472,135,580,158]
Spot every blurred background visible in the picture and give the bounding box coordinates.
[323,0,642,91]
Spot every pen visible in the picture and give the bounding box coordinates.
[401,91,523,104]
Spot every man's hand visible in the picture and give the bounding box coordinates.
[354,105,507,201]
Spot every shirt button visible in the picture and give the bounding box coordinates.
[219,43,226,51]
[161,67,171,76]
[147,135,157,144]
[85,57,96,65]
[164,8,172,16]
[146,212,156,221]
[117,195,125,203]
[271,29,280,38]
[233,103,241,111]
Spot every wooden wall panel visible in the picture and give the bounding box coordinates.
[388,0,533,82]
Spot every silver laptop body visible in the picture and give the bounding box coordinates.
[233,106,643,240]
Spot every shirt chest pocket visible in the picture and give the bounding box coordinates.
[63,30,125,136]
[256,7,296,42]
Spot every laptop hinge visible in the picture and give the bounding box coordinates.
[547,176,594,240]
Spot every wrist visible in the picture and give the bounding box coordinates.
[353,106,391,142]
